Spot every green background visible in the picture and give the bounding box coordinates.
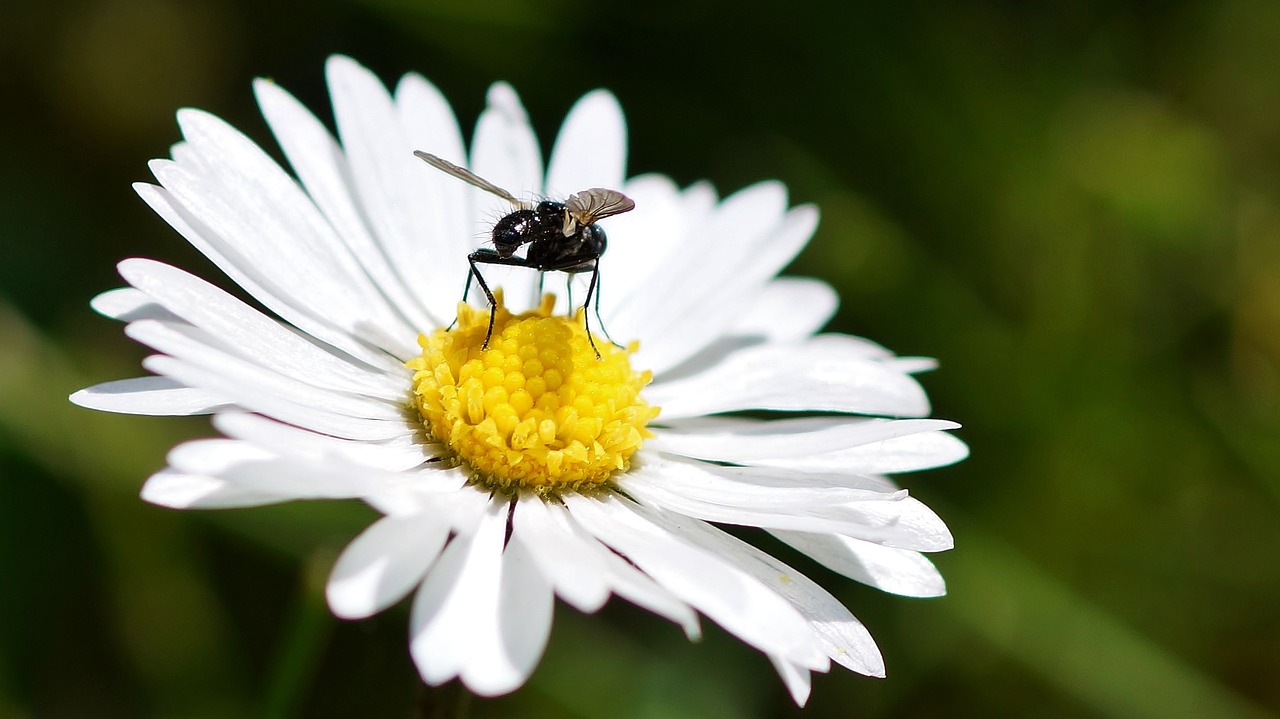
[3,1,1278,717]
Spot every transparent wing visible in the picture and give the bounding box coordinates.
[565,188,636,225]
[414,150,528,207]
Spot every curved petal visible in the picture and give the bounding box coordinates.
[469,83,545,311]
[771,530,946,598]
[395,72,474,321]
[676,518,884,677]
[327,56,454,328]
[411,499,548,696]
[328,511,452,619]
[731,277,838,341]
[562,492,828,670]
[646,336,931,419]
[140,469,286,509]
[141,355,410,441]
[70,376,229,415]
[651,416,959,462]
[545,89,627,198]
[119,258,407,401]
[253,77,434,333]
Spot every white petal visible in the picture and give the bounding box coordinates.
[771,530,946,598]
[620,454,901,509]
[598,175,703,315]
[90,287,178,323]
[141,354,410,441]
[164,439,416,501]
[651,416,960,462]
[212,413,435,473]
[411,499,536,694]
[675,518,884,678]
[70,376,229,415]
[769,657,813,707]
[510,495,611,612]
[133,181,401,369]
[119,258,408,401]
[610,181,790,371]
[634,204,820,374]
[646,336,930,419]
[751,430,969,474]
[326,56,457,327]
[170,108,419,355]
[468,83,545,309]
[327,511,452,619]
[484,529,555,693]
[140,469,285,508]
[544,90,626,198]
[126,320,404,421]
[562,492,828,669]
[620,465,949,551]
[395,71,474,320]
[409,515,490,685]
[731,277,839,342]
[253,76,435,332]
[547,500,701,638]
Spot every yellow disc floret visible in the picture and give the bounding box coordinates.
[407,292,659,493]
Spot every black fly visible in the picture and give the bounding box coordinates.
[414,150,635,358]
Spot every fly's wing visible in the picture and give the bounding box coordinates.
[414,151,531,208]
[565,188,635,225]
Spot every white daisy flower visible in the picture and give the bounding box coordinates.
[71,55,967,705]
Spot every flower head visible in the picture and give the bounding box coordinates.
[72,55,967,705]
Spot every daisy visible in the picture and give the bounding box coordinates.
[71,55,967,705]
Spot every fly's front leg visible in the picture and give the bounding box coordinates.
[589,269,624,350]
[468,252,500,349]
[582,266,603,359]
[448,265,479,331]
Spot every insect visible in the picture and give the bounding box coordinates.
[414,150,635,358]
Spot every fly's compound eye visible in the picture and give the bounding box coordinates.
[492,211,534,255]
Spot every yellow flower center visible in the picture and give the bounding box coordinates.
[407,292,659,493]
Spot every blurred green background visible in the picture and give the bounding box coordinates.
[3,0,1279,717]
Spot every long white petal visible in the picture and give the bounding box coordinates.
[411,499,531,694]
[675,518,884,677]
[126,320,405,421]
[620,454,902,508]
[771,530,946,598]
[328,511,452,619]
[749,431,969,474]
[651,416,959,461]
[327,56,456,328]
[646,336,930,419]
[482,530,554,694]
[253,77,435,333]
[140,469,286,508]
[562,492,828,670]
[142,355,410,441]
[119,258,408,400]
[510,495,611,612]
[70,376,229,415]
[134,180,404,368]
[90,287,178,323]
[544,90,627,199]
[170,108,420,354]
[395,71,473,321]
[469,83,544,310]
[212,412,435,473]
[621,470,950,551]
[732,277,839,342]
